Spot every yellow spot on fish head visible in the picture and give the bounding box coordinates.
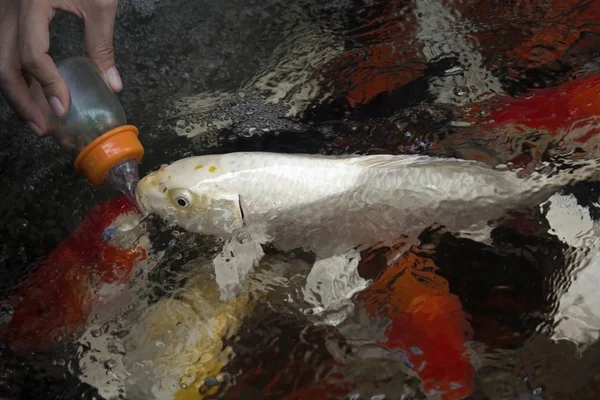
[195,164,204,170]
[209,166,217,173]
[168,175,172,180]
[145,170,159,184]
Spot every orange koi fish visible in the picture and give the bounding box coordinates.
[226,245,474,400]
[358,245,475,400]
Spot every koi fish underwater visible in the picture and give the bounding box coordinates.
[129,150,600,398]
[6,153,599,400]
[135,151,600,299]
[0,195,475,400]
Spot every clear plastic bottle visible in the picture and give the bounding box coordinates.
[30,57,144,205]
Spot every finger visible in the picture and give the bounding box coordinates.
[0,0,46,133]
[83,0,121,92]
[18,3,69,118]
[0,71,47,135]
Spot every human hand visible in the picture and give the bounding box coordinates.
[0,0,122,136]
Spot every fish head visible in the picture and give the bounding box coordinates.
[135,158,244,237]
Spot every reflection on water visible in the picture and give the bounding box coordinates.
[2,0,600,399]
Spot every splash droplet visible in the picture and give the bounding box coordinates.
[453,86,469,97]
[104,359,117,370]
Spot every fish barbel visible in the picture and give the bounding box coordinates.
[135,152,599,259]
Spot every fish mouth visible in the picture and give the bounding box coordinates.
[134,188,150,216]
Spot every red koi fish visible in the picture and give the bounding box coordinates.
[481,73,600,141]
[1,195,146,352]
[319,0,600,110]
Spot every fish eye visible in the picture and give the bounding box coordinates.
[170,189,193,208]
[176,197,188,207]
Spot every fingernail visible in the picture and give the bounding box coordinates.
[27,121,44,136]
[107,67,123,92]
[48,96,65,118]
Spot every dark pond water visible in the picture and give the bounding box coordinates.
[2,0,600,399]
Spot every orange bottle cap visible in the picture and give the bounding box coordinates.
[74,125,144,186]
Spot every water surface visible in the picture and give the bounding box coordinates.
[2,0,600,399]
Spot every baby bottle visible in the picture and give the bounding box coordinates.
[30,57,144,205]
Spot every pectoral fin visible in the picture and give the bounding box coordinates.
[302,249,369,326]
[213,236,265,301]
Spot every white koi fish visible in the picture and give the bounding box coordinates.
[135,152,598,298]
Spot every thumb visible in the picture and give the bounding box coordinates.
[82,0,121,92]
